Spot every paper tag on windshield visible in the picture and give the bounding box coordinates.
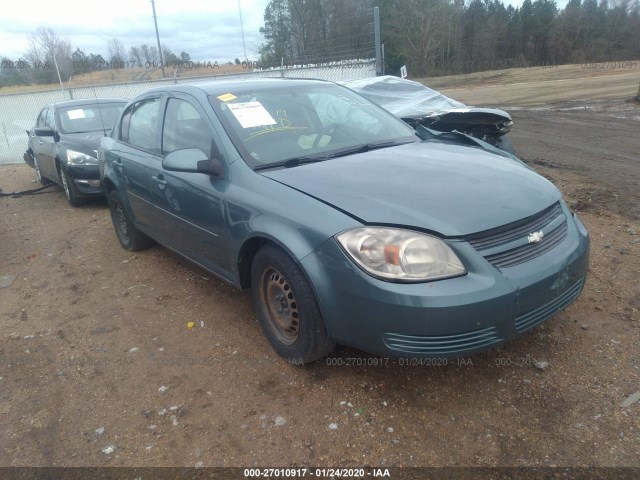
[227,102,276,128]
[67,109,86,119]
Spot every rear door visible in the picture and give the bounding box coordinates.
[113,96,164,235]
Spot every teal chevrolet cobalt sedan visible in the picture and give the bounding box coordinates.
[98,78,589,363]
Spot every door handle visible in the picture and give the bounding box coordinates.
[38,140,43,145]
[151,175,167,190]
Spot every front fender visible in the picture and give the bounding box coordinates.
[224,161,361,282]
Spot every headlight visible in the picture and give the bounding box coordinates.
[66,149,98,165]
[336,227,466,282]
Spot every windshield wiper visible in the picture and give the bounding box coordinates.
[323,140,414,159]
[253,140,413,171]
[253,155,328,171]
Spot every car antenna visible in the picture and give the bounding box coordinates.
[88,70,108,136]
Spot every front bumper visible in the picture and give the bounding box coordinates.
[66,164,103,196]
[301,209,590,359]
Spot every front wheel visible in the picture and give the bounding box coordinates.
[251,245,334,363]
[107,190,154,251]
[58,166,83,207]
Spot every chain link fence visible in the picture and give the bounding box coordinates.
[0,61,375,165]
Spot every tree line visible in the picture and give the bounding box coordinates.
[0,28,194,88]
[3,0,639,89]
[259,0,640,76]
[259,0,376,66]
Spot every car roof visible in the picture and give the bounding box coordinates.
[140,77,333,97]
[52,98,128,109]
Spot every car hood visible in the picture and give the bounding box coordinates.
[261,142,560,237]
[60,131,106,157]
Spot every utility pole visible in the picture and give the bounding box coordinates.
[237,0,247,61]
[374,7,382,76]
[151,0,165,78]
[50,48,66,100]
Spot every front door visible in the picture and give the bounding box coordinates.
[151,95,232,279]
[33,108,57,179]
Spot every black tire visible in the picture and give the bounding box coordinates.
[496,135,516,155]
[251,245,334,363]
[58,165,84,207]
[33,157,51,186]
[108,190,154,251]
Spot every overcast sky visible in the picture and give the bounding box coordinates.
[1,0,569,63]
[0,0,271,63]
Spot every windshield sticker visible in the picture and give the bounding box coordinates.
[67,109,86,120]
[228,102,277,128]
[217,93,237,102]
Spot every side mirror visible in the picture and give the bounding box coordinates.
[162,148,224,178]
[34,127,55,137]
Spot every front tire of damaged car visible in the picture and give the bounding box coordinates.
[58,165,84,207]
[107,190,154,251]
[251,244,335,364]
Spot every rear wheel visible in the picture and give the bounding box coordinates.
[108,190,154,251]
[251,245,334,364]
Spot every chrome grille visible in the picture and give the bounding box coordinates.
[485,221,568,268]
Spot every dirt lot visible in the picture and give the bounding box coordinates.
[427,62,640,105]
[1,80,639,469]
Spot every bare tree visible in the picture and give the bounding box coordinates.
[107,38,127,66]
[25,27,73,84]
[129,46,143,67]
[140,44,159,64]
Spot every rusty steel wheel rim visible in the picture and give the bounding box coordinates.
[114,201,131,243]
[260,267,300,345]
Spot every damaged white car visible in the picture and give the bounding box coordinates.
[344,75,515,153]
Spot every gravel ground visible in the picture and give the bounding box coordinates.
[0,103,639,469]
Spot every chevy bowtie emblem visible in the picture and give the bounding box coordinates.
[528,230,545,243]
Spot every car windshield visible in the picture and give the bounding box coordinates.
[57,103,125,134]
[208,83,418,169]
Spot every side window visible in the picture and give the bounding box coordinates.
[162,98,213,156]
[121,98,161,151]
